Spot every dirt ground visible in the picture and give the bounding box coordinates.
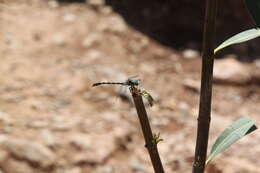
[0,1,260,173]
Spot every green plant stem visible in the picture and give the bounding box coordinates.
[192,0,218,173]
[130,87,165,173]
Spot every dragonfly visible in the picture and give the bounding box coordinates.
[92,78,140,87]
[92,78,154,106]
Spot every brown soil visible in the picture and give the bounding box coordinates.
[0,1,259,173]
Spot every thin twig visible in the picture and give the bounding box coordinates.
[192,0,218,173]
[130,86,165,173]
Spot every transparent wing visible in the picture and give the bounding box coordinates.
[130,87,154,107]
[141,90,154,107]
[117,85,134,105]
[128,75,139,79]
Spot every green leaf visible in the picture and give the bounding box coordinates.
[245,0,260,28]
[214,29,260,53]
[206,117,257,165]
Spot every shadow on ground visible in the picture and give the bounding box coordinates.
[58,0,259,60]
[105,0,260,61]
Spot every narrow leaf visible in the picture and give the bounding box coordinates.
[214,29,260,53]
[206,117,257,164]
[245,0,260,28]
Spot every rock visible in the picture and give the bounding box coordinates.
[50,115,74,131]
[4,33,13,46]
[48,0,59,8]
[63,13,76,23]
[68,167,82,173]
[174,62,183,73]
[161,98,177,110]
[1,93,22,103]
[40,130,57,148]
[1,138,55,168]
[217,156,260,173]
[151,116,170,126]
[30,100,46,110]
[84,49,104,61]
[2,126,12,133]
[182,79,200,92]
[0,149,9,163]
[55,167,81,173]
[69,134,91,150]
[0,136,7,143]
[255,59,260,68]
[88,0,105,6]
[51,122,73,131]
[206,164,222,173]
[182,49,199,59]
[82,33,100,48]
[252,60,260,83]
[99,15,127,33]
[70,133,116,164]
[128,36,149,53]
[26,120,48,129]
[52,34,66,46]
[94,166,114,173]
[1,159,34,173]
[213,58,251,84]
[129,159,145,172]
[178,102,189,111]
[69,126,131,164]
[99,6,113,15]
[0,111,13,125]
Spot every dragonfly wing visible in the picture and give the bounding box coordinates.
[128,75,139,79]
[117,85,134,105]
[141,90,154,107]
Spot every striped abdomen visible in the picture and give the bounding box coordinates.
[92,82,124,87]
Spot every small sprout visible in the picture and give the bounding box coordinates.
[193,156,201,168]
[152,133,163,145]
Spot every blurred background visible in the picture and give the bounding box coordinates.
[0,0,259,173]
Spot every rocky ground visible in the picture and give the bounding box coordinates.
[0,1,260,173]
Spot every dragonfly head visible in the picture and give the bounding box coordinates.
[126,79,140,86]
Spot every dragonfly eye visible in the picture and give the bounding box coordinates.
[131,79,139,85]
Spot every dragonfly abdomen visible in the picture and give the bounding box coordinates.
[92,82,124,87]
